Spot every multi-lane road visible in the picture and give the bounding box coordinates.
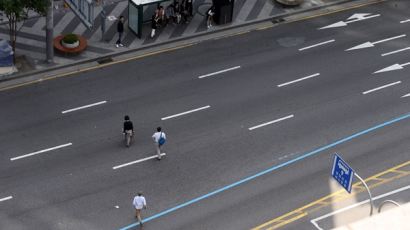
[1,0,410,229]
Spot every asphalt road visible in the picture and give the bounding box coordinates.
[1,0,410,229]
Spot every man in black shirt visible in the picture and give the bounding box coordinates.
[123,115,134,134]
[116,16,124,48]
[123,115,134,147]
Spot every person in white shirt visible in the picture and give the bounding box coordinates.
[152,127,166,160]
[133,192,147,226]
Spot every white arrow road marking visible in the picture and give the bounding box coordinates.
[198,66,241,79]
[0,196,13,202]
[374,62,410,74]
[319,14,380,29]
[347,13,372,20]
[249,114,294,131]
[299,40,335,51]
[62,101,107,114]
[277,73,320,87]
[362,81,401,95]
[401,93,410,98]
[345,14,380,23]
[319,21,347,29]
[161,105,210,120]
[113,153,167,169]
[400,19,410,23]
[10,143,73,161]
[346,34,406,51]
[382,47,410,56]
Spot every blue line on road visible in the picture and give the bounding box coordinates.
[119,112,410,230]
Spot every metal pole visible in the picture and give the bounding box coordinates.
[100,0,106,41]
[378,200,400,213]
[45,0,54,63]
[354,172,374,216]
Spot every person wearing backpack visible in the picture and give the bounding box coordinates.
[152,127,166,160]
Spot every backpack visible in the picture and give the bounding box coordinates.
[158,132,166,146]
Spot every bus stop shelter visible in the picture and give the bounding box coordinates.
[128,0,170,38]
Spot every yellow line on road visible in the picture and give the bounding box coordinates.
[285,0,386,24]
[252,160,410,230]
[0,43,194,92]
[1,0,386,92]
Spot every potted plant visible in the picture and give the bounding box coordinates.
[61,33,80,49]
[275,0,304,6]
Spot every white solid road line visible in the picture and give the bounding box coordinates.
[382,47,410,56]
[198,66,241,79]
[10,143,73,161]
[362,81,401,95]
[401,93,410,98]
[62,101,107,114]
[299,40,335,51]
[277,73,320,87]
[310,185,410,230]
[161,105,210,120]
[400,19,410,23]
[0,196,13,202]
[113,153,167,170]
[249,114,294,131]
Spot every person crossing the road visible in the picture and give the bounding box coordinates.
[133,191,147,227]
[152,127,166,160]
[123,115,134,147]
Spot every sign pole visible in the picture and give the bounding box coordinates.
[100,0,106,41]
[354,172,374,216]
[45,0,54,63]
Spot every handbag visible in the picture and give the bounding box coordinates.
[158,132,166,146]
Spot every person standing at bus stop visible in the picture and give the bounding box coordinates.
[116,16,124,47]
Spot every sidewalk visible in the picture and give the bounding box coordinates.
[0,0,347,78]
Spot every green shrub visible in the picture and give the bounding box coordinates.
[62,34,79,44]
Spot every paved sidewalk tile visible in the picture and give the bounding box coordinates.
[0,0,337,72]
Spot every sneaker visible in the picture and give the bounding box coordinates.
[119,43,124,47]
[115,44,119,48]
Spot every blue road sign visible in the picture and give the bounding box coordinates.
[331,154,354,193]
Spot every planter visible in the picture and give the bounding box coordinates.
[276,0,304,6]
[54,35,87,55]
[61,40,80,49]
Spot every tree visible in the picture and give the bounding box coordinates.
[0,0,49,63]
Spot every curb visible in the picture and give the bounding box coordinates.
[0,0,380,86]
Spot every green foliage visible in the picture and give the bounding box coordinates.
[0,0,49,20]
[62,34,79,44]
[0,0,49,62]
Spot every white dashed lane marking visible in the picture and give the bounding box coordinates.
[62,101,107,114]
[362,81,401,95]
[113,153,167,169]
[277,73,320,87]
[0,196,13,203]
[198,66,241,79]
[161,105,210,120]
[299,40,335,51]
[10,143,73,161]
[249,114,294,131]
